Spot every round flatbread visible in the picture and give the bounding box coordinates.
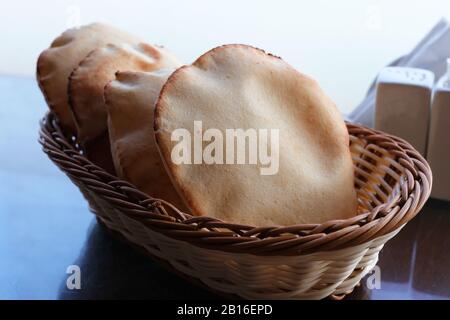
[69,42,181,141]
[105,70,187,211]
[36,23,141,134]
[154,44,357,226]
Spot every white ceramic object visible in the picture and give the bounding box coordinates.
[427,59,450,201]
[374,67,434,156]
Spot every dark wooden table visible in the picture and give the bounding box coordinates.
[0,75,449,300]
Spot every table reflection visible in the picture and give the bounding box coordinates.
[349,199,450,300]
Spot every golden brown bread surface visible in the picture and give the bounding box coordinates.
[154,44,357,226]
[105,70,187,211]
[36,23,141,134]
[69,43,181,141]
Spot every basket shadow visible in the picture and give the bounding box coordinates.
[57,219,218,300]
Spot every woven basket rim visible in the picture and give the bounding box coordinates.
[39,112,432,256]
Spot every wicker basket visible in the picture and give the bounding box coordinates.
[39,112,432,300]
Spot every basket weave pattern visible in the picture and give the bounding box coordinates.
[39,112,431,299]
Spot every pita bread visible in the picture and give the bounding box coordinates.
[154,44,357,226]
[36,23,141,134]
[69,42,181,141]
[105,70,188,211]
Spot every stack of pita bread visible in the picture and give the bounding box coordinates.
[37,23,357,227]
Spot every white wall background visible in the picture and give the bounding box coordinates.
[1,0,450,113]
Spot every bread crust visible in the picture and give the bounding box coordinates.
[105,70,187,211]
[69,42,180,142]
[155,44,357,226]
[36,23,141,134]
